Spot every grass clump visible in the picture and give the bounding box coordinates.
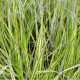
[0,0,80,80]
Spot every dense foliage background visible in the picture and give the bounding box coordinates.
[0,0,80,79]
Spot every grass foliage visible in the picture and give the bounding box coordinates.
[0,0,80,79]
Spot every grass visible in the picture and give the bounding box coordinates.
[0,0,80,80]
